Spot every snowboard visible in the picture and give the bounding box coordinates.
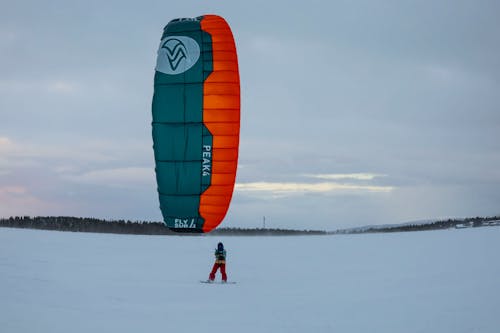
[200,280,236,284]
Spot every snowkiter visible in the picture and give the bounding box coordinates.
[208,242,227,282]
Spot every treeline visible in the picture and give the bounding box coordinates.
[335,216,500,234]
[0,216,176,235]
[211,227,326,236]
[2,215,498,236]
[0,216,327,236]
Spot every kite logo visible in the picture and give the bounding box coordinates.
[174,218,197,228]
[202,145,212,177]
[164,39,187,71]
[156,36,200,75]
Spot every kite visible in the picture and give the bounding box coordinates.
[152,15,240,233]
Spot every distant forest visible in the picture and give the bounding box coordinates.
[333,216,500,234]
[0,216,327,236]
[0,215,499,236]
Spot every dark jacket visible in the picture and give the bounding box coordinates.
[214,248,226,264]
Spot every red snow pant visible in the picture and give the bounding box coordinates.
[209,263,227,282]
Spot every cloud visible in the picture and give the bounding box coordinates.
[0,185,26,195]
[0,137,104,173]
[0,136,150,170]
[0,136,155,217]
[46,80,79,94]
[1,136,155,207]
[0,137,23,173]
[0,185,59,216]
[304,173,386,181]
[0,28,19,42]
[0,79,80,95]
[64,167,154,189]
[235,171,394,198]
[0,136,14,149]
[236,181,394,196]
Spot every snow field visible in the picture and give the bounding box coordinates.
[1,227,499,333]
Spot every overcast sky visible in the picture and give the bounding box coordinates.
[1,0,499,230]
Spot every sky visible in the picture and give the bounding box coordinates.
[1,0,499,230]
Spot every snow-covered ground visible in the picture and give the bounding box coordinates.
[1,227,499,333]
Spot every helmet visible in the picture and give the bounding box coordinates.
[217,242,224,251]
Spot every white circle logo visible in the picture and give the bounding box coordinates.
[155,36,200,75]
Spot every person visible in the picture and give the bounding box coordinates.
[208,242,227,282]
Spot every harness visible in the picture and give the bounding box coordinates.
[215,249,226,263]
